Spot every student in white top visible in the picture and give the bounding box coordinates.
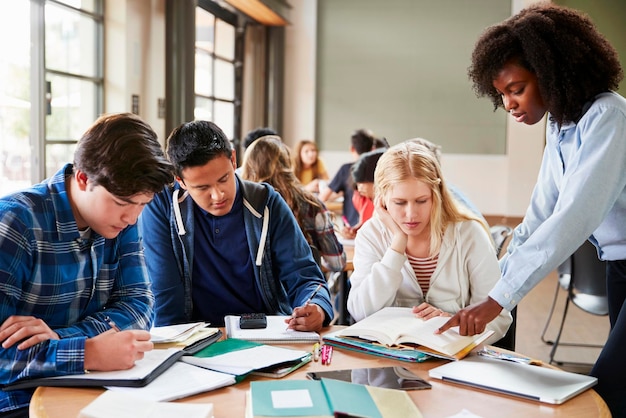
[347,141,511,345]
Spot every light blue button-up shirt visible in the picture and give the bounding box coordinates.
[492,91,626,311]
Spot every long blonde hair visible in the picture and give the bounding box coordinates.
[374,141,486,256]
[241,136,323,241]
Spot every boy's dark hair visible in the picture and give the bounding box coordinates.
[166,120,232,177]
[351,128,375,155]
[73,112,173,197]
[243,127,278,149]
[469,2,623,125]
[352,148,386,183]
[373,137,390,149]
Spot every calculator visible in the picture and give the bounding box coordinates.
[239,313,268,329]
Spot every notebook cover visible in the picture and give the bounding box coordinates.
[4,348,185,390]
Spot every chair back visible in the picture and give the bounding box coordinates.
[489,225,513,258]
[569,240,608,316]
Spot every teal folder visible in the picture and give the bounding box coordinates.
[186,338,312,380]
[322,334,431,363]
[250,378,382,418]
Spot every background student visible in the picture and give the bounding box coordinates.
[292,139,329,194]
[241,136,346,272]
[0,113,174,417]
[342,147,387,239]
[436,5,626,415]
[319,128,375,227]
[347,141,511,345]
[140,120,333,332]
[236,127,279,176]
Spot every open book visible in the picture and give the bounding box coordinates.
[336,307,493,360]
[151,323,222,354]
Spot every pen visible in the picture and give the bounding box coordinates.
[341,215,350,227]
[287,283,324,330]
[105,316,121,332]
[313,342,320,361]
[304,283,323,306]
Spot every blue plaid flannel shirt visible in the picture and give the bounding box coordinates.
[0,164,154,413]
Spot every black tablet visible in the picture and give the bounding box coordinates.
[306,366,431,390]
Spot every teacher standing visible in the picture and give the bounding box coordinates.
[438,4,626,416]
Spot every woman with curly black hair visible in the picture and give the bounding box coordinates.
[438,3,626,415]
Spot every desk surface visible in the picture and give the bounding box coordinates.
[30,330,610,418]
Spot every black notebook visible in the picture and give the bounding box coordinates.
[3,348,184,391]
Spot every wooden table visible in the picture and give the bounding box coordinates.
[30,330,610,418]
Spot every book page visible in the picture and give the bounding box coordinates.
[150,322,208,343]
[338,307,422,345]
[153,328,219,351]
[107,362,235,401]
[182,345,310,375]
[338,307,491,357]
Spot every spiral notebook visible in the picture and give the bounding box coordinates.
[224,315,320,343]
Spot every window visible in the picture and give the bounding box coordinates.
[0,2,31,195]
[44,0,103,178]
[195,3,238,139]
[0,0,102,194]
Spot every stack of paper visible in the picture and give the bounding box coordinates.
[150,322,209,343]
[182,338,311,377]
[107,362,236,402]
[151,323,221,354]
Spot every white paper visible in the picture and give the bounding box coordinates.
[225,315,320,342]
[78,390,214,418]
[271,389,313,409]
[182,345,309,375]
[107,362,235,401]
[150,322,208,343]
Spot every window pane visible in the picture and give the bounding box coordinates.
[214,59,234,100]
[195,96,212,121]
[0,1,31,194]
[45,2,99,77]
[46,75,98,141]
[195,50,213,97]
[54,0,99,14]
[196,8,214,53]
[215,19,235,60]
[46,143,77,178]
[214,101,234,139]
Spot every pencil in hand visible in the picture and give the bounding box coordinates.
[304,283,323,306]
